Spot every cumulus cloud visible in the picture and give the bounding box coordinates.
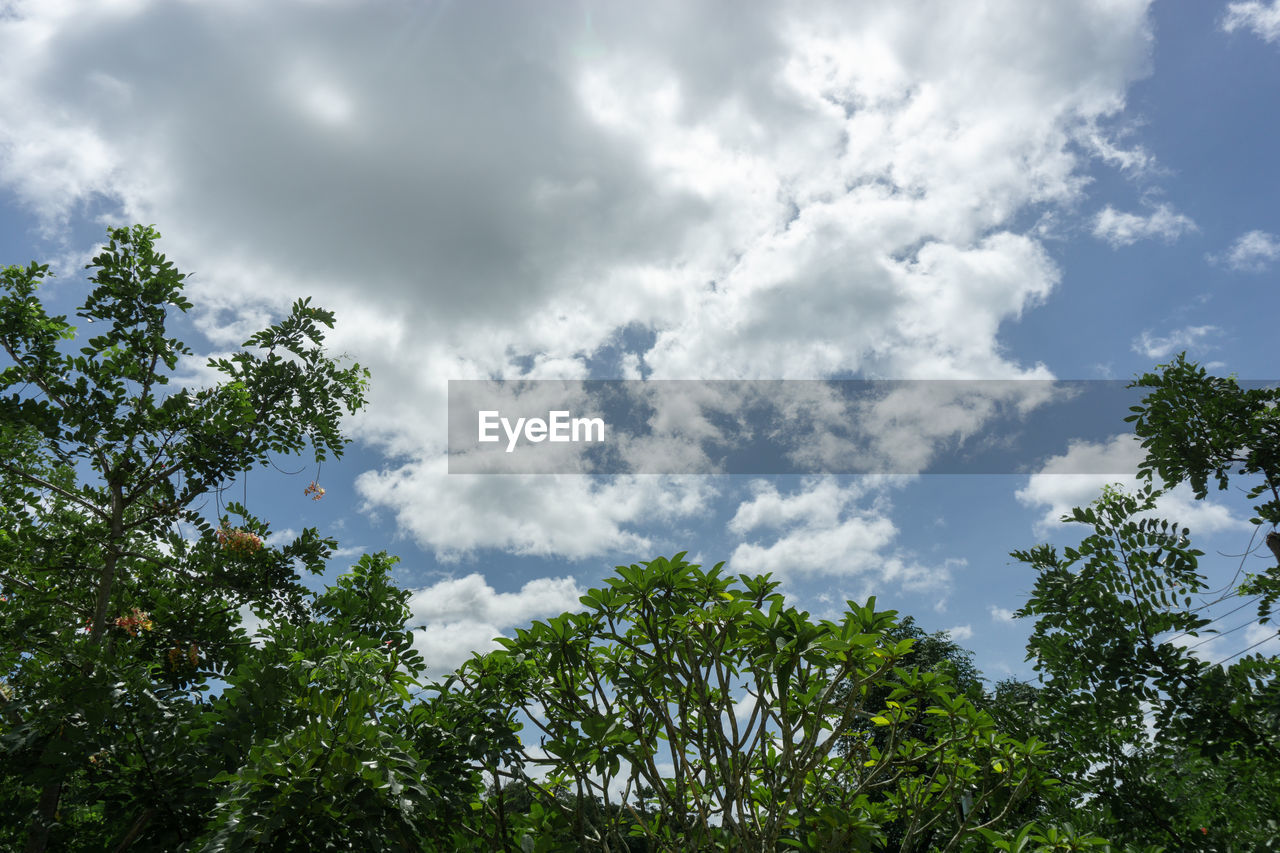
[406,573,584,673]
[1091,203,1197,247]
[727,477,956,597]
[945,624,973,641]
[1222,1,1280,43]
[1131,324,1219,360]
[1015,434,1245,535]
[1209,229,1280,272]
[728,476,880,534]
[0,0,1156,558]
[358,456,716,560]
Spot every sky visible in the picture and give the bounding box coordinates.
[1,0,1279,684]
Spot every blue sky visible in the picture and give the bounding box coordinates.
[2,0,1278,683]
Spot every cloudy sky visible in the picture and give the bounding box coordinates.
[2,0,1278,679]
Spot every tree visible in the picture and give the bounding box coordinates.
[196,552,467,851]
[830,620,1068,850]
[447,554,1064,852]
[10,225,1238,851]
[0,226,477,850]
[1013,355,1280,849]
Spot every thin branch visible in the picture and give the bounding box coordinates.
[0,461,109,520]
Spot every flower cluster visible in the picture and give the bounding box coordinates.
[304,481,326,501]
[114,608,154,637]
[217,526,263,555]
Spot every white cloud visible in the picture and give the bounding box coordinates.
[1222,1,1280,43]
[732,691,761,726]
[946,624,973,641]
[358,456,715,561]
[406,573,583,674]
[989,606,1017,624]
[1091,203,1197,247]
[0,0,1156,558]
[1131,324,1219,360]
[1015,434,1245,535]
[786,380,1062,478]
[237,604,267,648]
[727,477,955,595]
[1076,122,1156,173]
[729,476,877,534]
[1209,229,1280,272]
[330,544,369,560]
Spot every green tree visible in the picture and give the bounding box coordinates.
[1013,356,1280,850]
[0,226,478,850]
[831,620,1070,850]
[196,552,467,851]
[448,554,1064,852]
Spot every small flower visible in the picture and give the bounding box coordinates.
[304,481,326,501]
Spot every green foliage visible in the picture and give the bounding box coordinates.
[1125,354,1280,525]
[0,227,480,850]
[197,554,444,851]
[1013,355,1280,850]
[1016,485,1209,762]
[448,554,1060,852]
[1125,354,1280,619]
[834,620,1062,848]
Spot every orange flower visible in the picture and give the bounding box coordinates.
[114,607,153,636]
[217,526,262,554]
